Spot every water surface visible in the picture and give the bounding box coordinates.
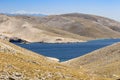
[13,39,120,61]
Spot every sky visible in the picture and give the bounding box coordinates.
[0,0,120,21]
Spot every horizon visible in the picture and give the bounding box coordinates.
[0,0,120,21]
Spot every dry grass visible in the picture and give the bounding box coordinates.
[0,39,110,80]
[63,43,120,80]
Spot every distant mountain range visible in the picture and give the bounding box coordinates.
[0,13,46,17]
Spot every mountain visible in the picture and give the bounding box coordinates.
[0,39,110,80]
[0,13,120,43]
[1,13,46,17]
[62,42,120,80]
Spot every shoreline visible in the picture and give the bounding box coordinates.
[14,38,120,44]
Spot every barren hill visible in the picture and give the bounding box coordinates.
[63,42,120,79]
[0,13,120,43]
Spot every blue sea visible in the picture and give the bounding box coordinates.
[13,39,120,61]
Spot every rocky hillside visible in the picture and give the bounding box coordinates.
[1,13,120,43]
[0,39,111,80]
[62,42,120,80]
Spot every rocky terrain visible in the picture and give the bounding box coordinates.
[62,42,120,80]
[0,39,111,80]
[0,13,120,43]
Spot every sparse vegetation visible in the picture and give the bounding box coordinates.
[0,39,109,80]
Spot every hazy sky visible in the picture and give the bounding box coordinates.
[0,0,120,21]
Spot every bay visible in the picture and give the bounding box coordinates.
[13,39,120,61]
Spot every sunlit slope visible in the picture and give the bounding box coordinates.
[0,39,111,80]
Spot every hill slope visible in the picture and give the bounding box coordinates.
[63,42,120,79]
[38,13,120,39]
[0,39,111,80]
